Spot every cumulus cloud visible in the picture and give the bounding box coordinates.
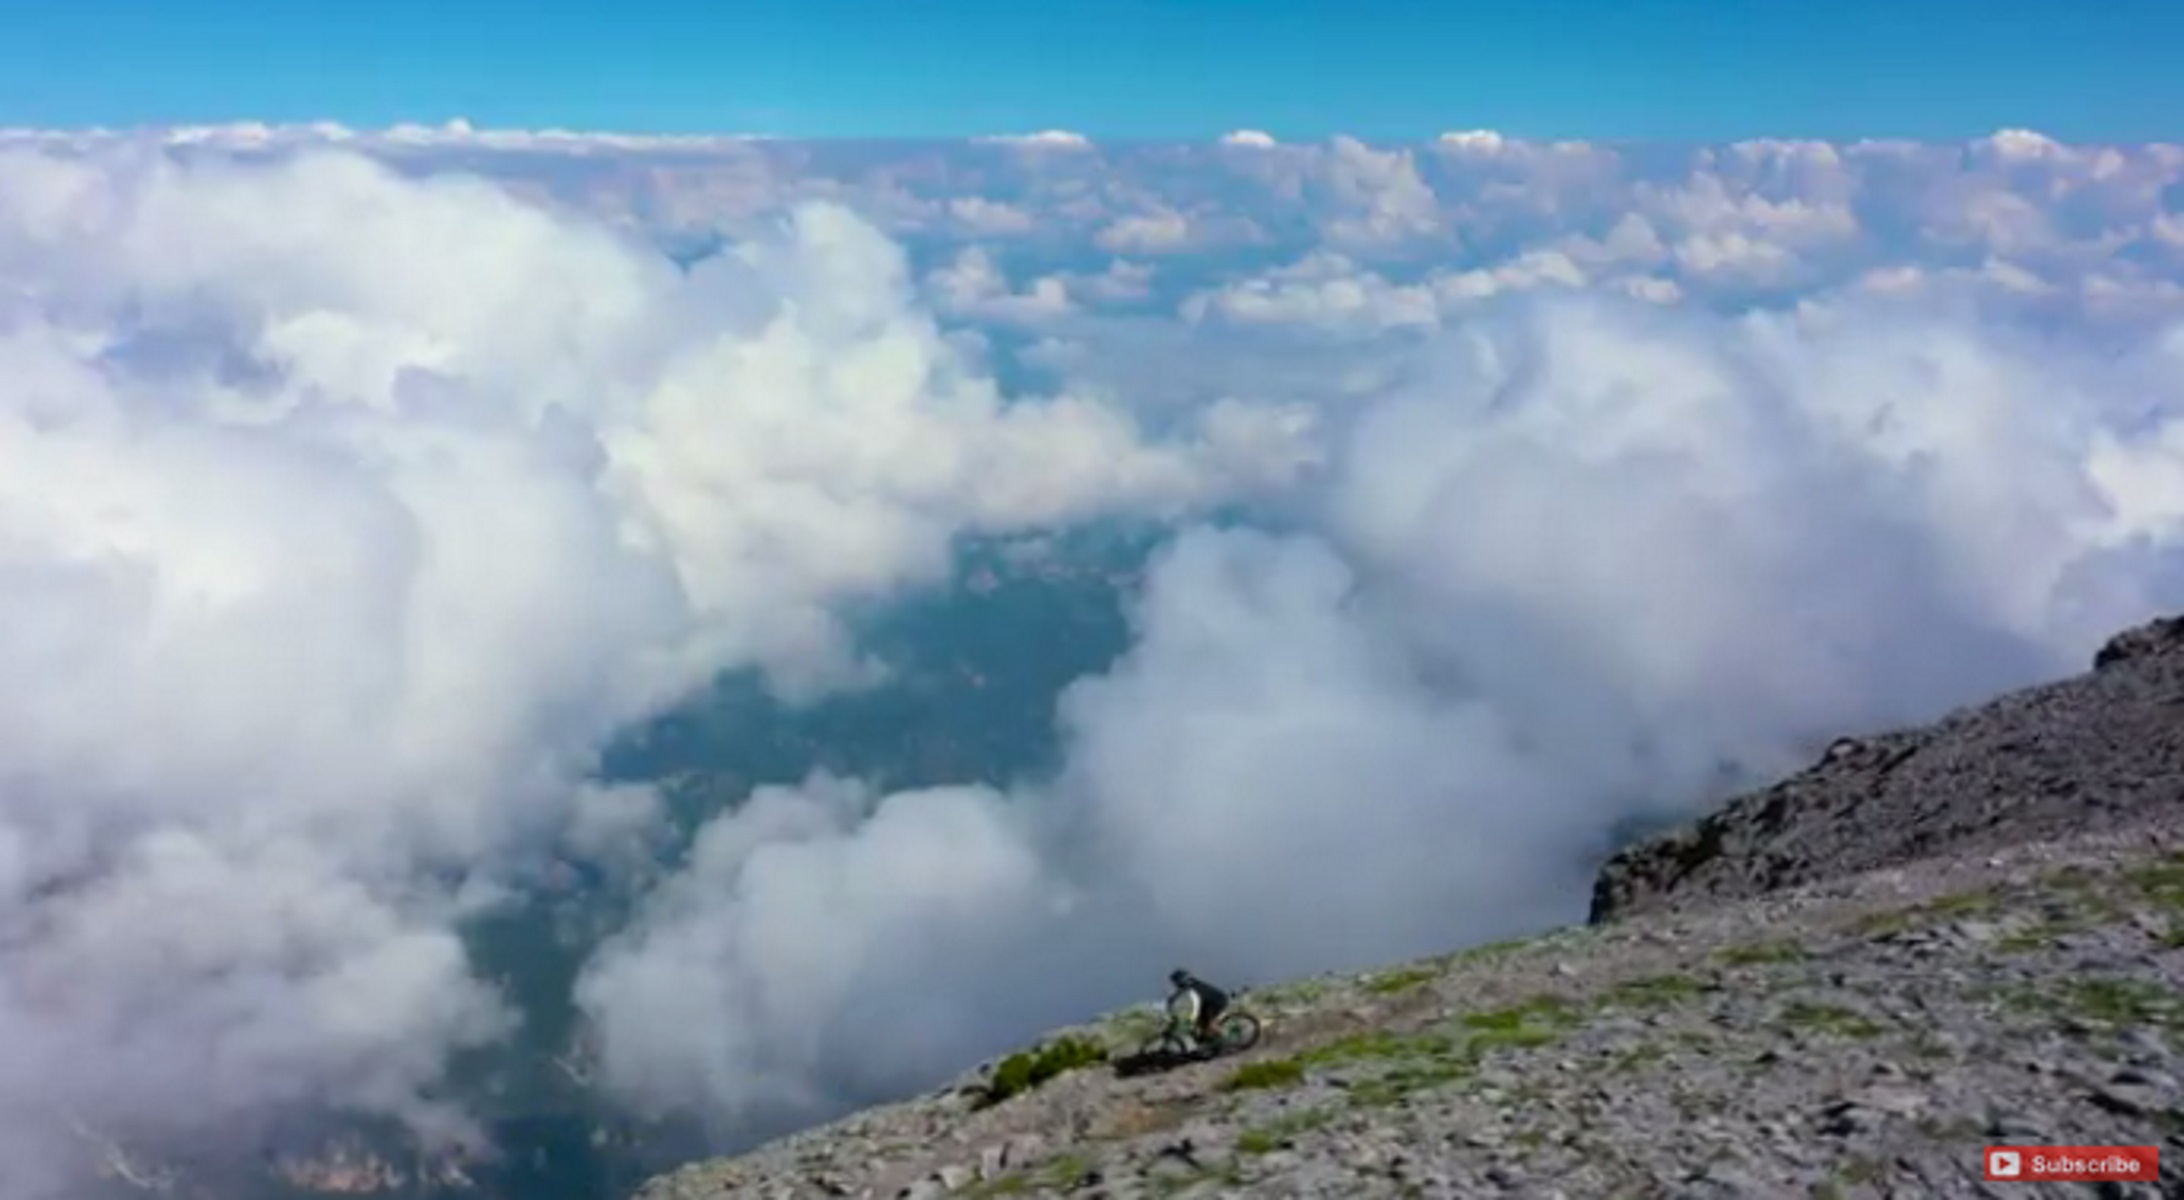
[945,196,1039,238]
[1094,207,1196,254]
[1062,258,1158,306]
[1182,250,1441,331]
[1313,136,1445,248]
[925,245,1075,323]
[7,122,2184,1188]
[0,142,1304,1193]
[1437,129,1506,154]
[977,130,1094,149]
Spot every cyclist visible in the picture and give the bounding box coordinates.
[1165,968,1230,1049]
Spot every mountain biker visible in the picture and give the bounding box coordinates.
[1166,969,1229,1048]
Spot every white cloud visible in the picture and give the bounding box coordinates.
[1436,129,1506,154]
[1183,248,1593,331]
[1556,213,1672,269]
[925,245,1075,323]
[1182,251,1440,331]
[0,143,1304,1192]
[1673,230,1802,285]
[576,774,1065,1127]
[1094,207,1196,254]
[1314,136,1444,248]
[1435,248,1590,302]
[978,130,1094,149]
[945,195,1038,237]
[1985,127,2064,163]
[1063,258,1158,306]
[1219,130,1278,148]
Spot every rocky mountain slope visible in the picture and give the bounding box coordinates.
[1591,615,2184,925]
[636,616,2184,1199]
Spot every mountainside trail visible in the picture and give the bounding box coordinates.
[637,616,2184,1199]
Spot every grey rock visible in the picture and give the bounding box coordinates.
[2091,1082,2166,1117]
[1846,1083,1930,1117]
[1671,1162,1769,1199]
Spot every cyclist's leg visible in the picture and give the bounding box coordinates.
[1198,996,1226,1042]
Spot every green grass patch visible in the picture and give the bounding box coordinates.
[978,1035,1109,1107]
[1929,888,1998,916]
[1347,1058,1477,1108]
[1306,996,1587,1109]
[1997,924,2059,953]
[2128,861,2184,910]
[967,1153,1098,1197]
[1220,1058,1306,1092]
[1281,995,1586,1111]
[1462,994,1581,1032]
[1365,965,1440,995]
[1458,994,1583,1052]
[1299,1029,1444,1065]
[1038,1154,1093,1188]
[1718,939,1806,967]
[2065,976,2183,1027]
[1779,1001,1885,1039]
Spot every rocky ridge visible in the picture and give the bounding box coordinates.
[634,616,2184,1199]
[1590,614,2184,924]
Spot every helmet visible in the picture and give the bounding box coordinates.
[1169,968,1192,988]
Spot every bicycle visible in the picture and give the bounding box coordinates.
[1138,1004,1263,1060]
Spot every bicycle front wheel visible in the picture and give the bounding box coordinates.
[1217,1012,1262,1052]
[1142,1031,1191,1057]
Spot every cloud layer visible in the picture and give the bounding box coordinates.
[1,125,2181,1188]
[0,142,1295,1191]
[580,290,2184,1138]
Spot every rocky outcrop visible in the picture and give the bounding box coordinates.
[1589,612,2184,925]
[2096,614,2184,671]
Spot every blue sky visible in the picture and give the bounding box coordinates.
[2,0,2180,139]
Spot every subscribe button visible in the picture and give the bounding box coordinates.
[1985,1146,2160,1182]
